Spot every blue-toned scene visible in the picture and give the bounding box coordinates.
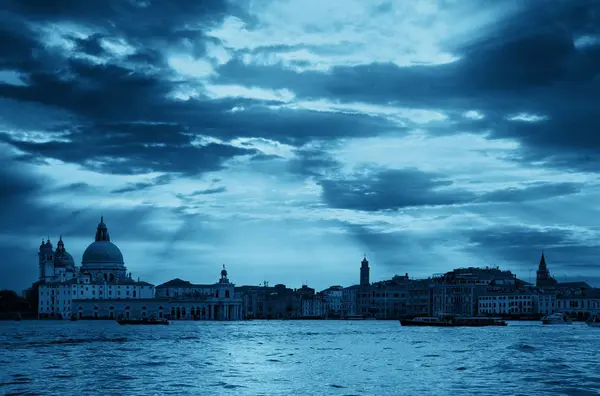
[1,0,600,395]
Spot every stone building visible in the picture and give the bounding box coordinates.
[154,266,243,321]
[37,217,154,319]
[431,267,518,316]
[36,217,242,321]
[478,290,542,316]
[341,285,360,317]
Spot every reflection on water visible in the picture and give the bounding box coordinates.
[1,321,599,395]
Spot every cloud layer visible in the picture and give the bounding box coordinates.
[2,0,600,291]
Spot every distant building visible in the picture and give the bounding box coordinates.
[431,267,517,316]
[321,285,343,318]
[154,266,242,320]
[301,293,324,318]
[536,252,558,288]
[556,287,600,320]
[37,217,154,320]
[35,217,241,321]
[478,290,541,316]
[360,256,370,287]
[341,285,360,317]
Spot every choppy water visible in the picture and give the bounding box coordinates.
[1,320,599,395]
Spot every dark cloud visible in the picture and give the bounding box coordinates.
[0,121,258,175]
[191,186,227,195]
[214,1,600,172]
[476,182,584,203]
[320,168,472,211]
[54,182,93,193]
[318,167,584,212]
[463,224,600,282]
[111,174,173,194]
[288,147,342,177]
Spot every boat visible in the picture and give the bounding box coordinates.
[400,314,507,327]
[344,315,367,320]
[541,312,572,325]
[586,314,600,327]
[117,317,169,325]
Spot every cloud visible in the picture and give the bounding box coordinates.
[319,168,584,212]
[111,174,174,194]
[191,186,227,195]
[320,168,473,211]
[1,0,600,291]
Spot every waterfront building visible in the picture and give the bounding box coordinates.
[556,288,600,320]
[36,217,242,321]
[320,285,343,318]
[406,279,432,316]
[154,266,242,320]
[235,283,303,319]
[37,217,154,319]
[366,274,411,319]
[341,285,360,317]
[478,291,540,316]
[431,267,517,316]
[537,292,558,316]
[301,293,324,318]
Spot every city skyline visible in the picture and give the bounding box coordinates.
[2,1,600,291]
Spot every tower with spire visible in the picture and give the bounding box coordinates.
[360,255,370,287]
[38,238,54,281]
[536,251,557,288]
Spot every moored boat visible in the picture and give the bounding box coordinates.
[117,317,169,325]
[400,314,507,327]
[541,313,572,325]
[344,315,367,320]
[586,314,600,327]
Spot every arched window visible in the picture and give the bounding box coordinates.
[225,290,230,298]
[215,290,219,298]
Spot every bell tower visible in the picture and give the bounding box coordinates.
[536,251,557,288]
[360,255,370,287]
[38,238,55,281]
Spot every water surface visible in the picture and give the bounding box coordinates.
[1,320,598,395]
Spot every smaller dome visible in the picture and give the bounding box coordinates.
[54,251,75,267]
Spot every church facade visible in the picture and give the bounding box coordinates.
[37,217,242,321]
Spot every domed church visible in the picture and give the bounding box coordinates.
[81,216,127,282]
[36,217,242,321]
[37,217,155,320]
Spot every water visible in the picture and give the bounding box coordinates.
[1,321,598,396]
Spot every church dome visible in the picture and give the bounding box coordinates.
[54,236,75,267]
[80,217,126,272]
[54,250,75,267]
[82,241,124,265]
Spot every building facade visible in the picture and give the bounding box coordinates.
[478,291,540,316]
[38,217,154,319]
[154,266,243,321]
[37,217,242,321]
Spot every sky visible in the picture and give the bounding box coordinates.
[1,0,600,292]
